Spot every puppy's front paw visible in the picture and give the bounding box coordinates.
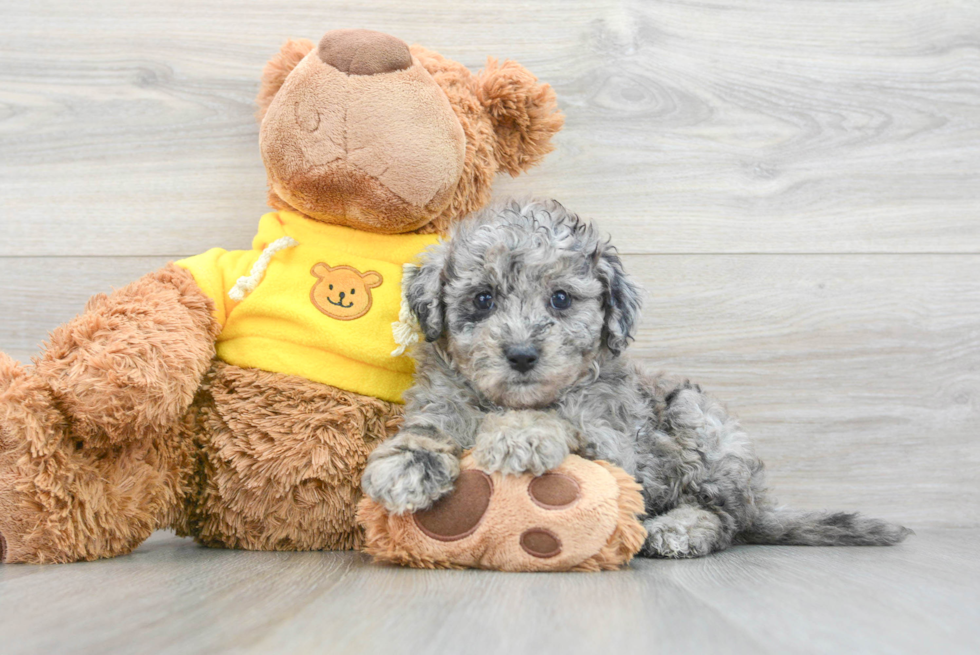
[472,410,577,476]
[362,438,460,515]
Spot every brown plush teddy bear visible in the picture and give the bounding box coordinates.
[0,29,563,564]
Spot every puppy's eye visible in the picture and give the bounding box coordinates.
[474,291,494,312]
[550,290,572,310]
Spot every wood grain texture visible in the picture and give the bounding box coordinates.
[0,257,173,364]
[0,530,977,655]
[625,253,980,528]
[0,0,978,255]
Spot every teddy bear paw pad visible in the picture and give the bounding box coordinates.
[413,470,492,541]
[528,473,581,509]
[520,528,562,558]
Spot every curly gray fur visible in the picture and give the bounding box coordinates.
[362,198,912,558]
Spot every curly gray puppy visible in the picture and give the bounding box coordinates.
[361,199,911,558]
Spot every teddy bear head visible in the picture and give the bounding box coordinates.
[256,29,563,235]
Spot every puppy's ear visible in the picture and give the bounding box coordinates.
[595,243,642,356]
[405,243,448,342]
[477,58,564,176]
[256,38,315,121]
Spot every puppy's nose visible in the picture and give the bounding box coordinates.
[506,345,539,373]
[339,291,346,300]
[318,29,413,75]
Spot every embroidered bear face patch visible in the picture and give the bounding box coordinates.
[310,263,383,320]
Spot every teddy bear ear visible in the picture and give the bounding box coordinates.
[255,38,315,121]
[477,58,564,177]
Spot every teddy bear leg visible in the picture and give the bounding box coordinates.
[0,264,218,563]
[184,363,400,552]
[0,352,198,563]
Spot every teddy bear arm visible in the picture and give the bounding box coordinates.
[31,263,221,445]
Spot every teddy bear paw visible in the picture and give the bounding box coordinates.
[359,454,649,571]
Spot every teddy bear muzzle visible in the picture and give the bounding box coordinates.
[317,29,413,76]
[259,29,467,235]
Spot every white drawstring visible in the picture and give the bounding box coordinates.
[391,263,421,357]
[228,236,299,301]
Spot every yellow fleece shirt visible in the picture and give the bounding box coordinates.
[176,211,439,403]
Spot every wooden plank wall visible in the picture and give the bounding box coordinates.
[1,0,977,528]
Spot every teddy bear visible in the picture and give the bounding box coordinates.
[0,29,564,564]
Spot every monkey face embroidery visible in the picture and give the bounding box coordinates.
[310,263,383,320]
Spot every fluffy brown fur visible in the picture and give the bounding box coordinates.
[569,461,648,572]
[412,48,563,235]
[255,38,314,121]
[0,265,209,563]
[183,362,402,551]
[478,58,565,177]
[0,30,561,563]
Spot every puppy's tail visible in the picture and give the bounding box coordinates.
[741,507,912,547]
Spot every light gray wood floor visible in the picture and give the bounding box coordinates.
[1,530,977,655]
